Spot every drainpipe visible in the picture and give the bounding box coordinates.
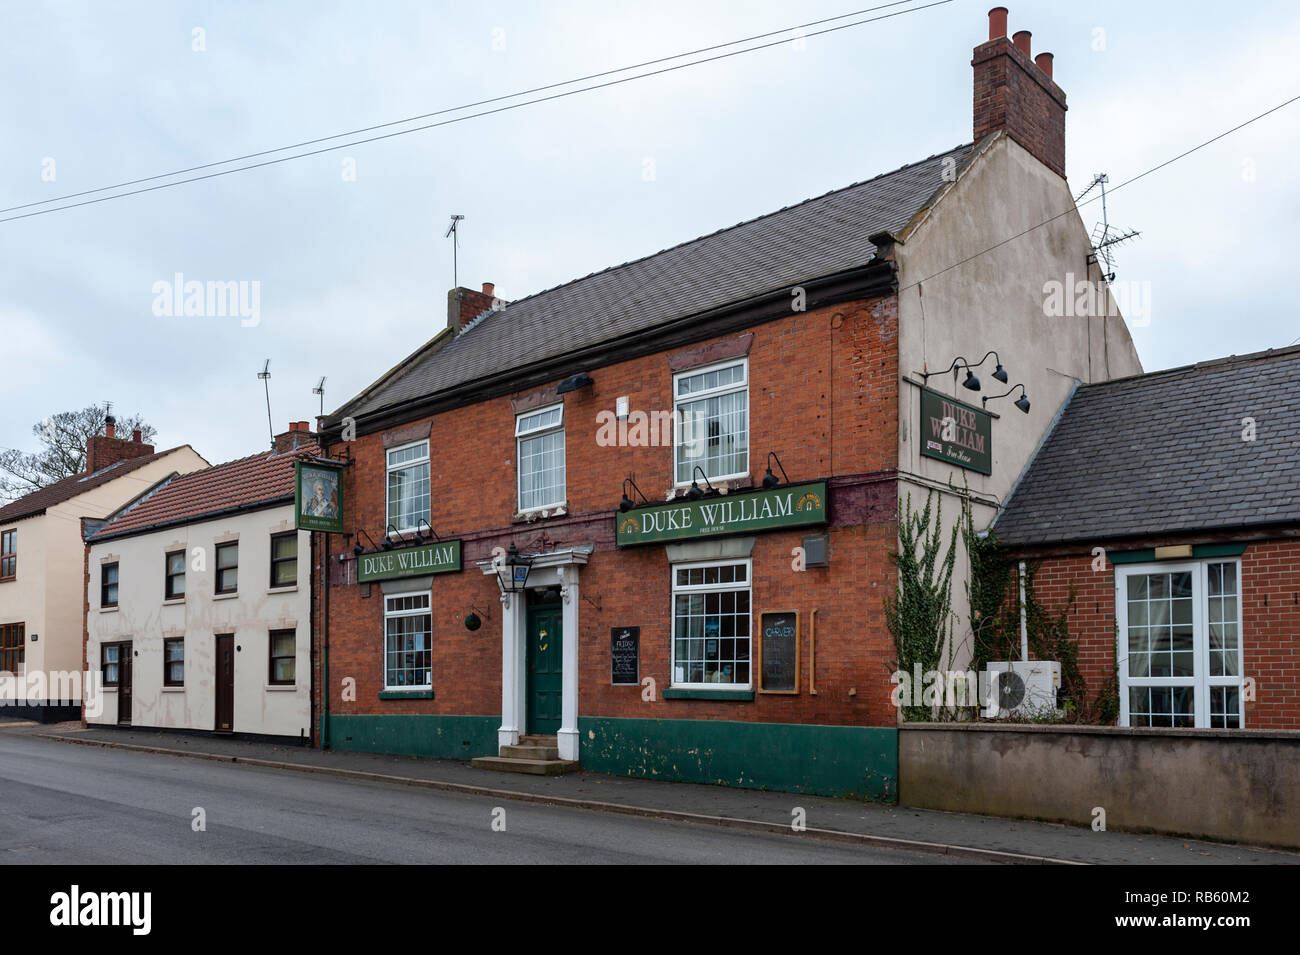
[1018,560,1029,662]
[320,529,331,749]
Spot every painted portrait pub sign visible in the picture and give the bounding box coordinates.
[295,460,345,533]
[616,480,828,547]
[919,390,992,475]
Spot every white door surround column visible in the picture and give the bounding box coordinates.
[477,546,591,759]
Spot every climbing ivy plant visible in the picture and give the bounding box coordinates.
[884,491,959,722]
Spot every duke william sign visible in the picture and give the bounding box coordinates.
[358,540,462,582]
[616,481,827,546]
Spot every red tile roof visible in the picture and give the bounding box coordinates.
[90,443,319,542]
[0,447,201,525]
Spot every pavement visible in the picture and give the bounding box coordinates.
[5,719,1297,865]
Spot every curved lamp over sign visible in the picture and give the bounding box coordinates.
[384,523,418,550]
[352,529,382,557]
[982,383,1031,414]
[415,519,440,544]
[686,466,718,501]
[922,351,1008,393]
[619,477,650,513]
[761,451,791,489]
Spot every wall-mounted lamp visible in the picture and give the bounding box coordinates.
[921,351,1009,393]
[686,466,717,501]
[982,383,1031,414]
[556,372,594,394]
[384,524,417,550]
[761,451,791,489]
[619,477,650,513]
[353,529,382,557]
[494,542,533,594]
[415,519,440,544]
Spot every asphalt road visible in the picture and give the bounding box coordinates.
[0,734,959,864]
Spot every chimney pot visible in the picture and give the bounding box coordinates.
[988,6,1008,40]
[131,429,142,443]
[482,282,495,298]
[1013,29,1031,57]
[1034,51,1053,79]
[105,416,116,439]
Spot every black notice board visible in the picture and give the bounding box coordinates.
[759,611,799,694]
[611,627,640,685]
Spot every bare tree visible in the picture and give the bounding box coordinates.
[0,405,157,504]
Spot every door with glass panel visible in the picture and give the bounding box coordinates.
[1117,560,1243,728]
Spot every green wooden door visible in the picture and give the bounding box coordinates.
[526,604,563,735]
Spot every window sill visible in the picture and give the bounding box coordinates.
[212,591,239,601]
[663,688,755,701]
[163,597,185,606]
[667,476,755,498]
[265,684,297,692]
[161,685,185,693]
[267,585,298,595]
[378,688,434,700]
[512,504,569,523]
[98,606,118,614]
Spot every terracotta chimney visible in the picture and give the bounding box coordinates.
[447,283,507,334]
[972,8,1067,178]
[85,417,154,474]
[274,422,315,454]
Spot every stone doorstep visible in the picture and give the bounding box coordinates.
[471,733,578,776]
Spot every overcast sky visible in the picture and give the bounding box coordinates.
[2,0,1297,466]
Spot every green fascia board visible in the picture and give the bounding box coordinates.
[1109,543,1249,564]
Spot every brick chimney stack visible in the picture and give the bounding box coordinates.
[274,421,315,454]
[972,7,1067,177]
[447,282,506,334]
[85,415,154,474]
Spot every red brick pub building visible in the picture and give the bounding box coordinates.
[310,9,1141,796]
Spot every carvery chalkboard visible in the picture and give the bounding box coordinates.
[611,627,640,685]
[759,610,799,694]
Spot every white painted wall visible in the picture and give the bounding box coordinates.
[86,504,310,739]
[893,133,1143,670]
[0,446,207,703]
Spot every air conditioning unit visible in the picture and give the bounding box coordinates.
[984,661,1061,719]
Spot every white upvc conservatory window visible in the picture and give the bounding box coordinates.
[1116,559,1244,729]
[516,404,565,512]
[673,359,748,485]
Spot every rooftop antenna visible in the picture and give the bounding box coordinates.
[313,376,327,416]
[1076,173,1140,281]
[257,360,274,449]
[445,214,465,289]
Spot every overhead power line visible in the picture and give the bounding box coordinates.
[899,93,1300,293]
[0,0,951,224]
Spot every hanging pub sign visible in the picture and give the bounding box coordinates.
[294,460,345,533]
[616,480,827,547]
[919,390,992,475]
[357,540,463,583]
[610,627,640,685]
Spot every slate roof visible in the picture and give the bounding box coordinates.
[0,448,196,525]
[331,143,975,422]
[993,346,1300,546]
[90,443,319,542]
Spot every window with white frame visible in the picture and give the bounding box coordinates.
[516,404,565,511]
[674,359,748,485]
[671,560,751,687]
[384,592,431,689]
[386,441,430,533]
[1117,560,1243,729]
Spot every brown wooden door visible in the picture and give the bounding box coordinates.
[215,634,234,734]
[117,642,133,726]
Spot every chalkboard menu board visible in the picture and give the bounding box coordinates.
[610,627,640,685]
[759,611,799,694]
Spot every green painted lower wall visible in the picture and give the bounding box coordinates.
[327,714,499,759]
[578,717,898,801]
